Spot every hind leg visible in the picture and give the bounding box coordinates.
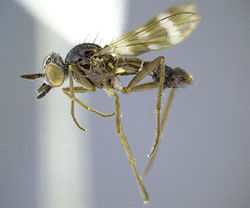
[121,57,166,159]
[141,88,175,178]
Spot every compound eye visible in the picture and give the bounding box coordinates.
[45,64,65,87]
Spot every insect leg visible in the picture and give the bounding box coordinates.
[148,57,165,158]
[121,57,165,159]
[141,88,175,178]
[122,57,164,93]
[110,89,149,203]
[160,88,175,138]
[70,65,96,90]
[62,86,92,93]
[62,87,115,117]
[122,82,158,93]
[63,65,114,131]
[67,68,87,131]
[119,80,175,178]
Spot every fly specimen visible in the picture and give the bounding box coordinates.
[21,3,200,203]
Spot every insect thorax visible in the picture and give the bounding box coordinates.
[65,43,116,88]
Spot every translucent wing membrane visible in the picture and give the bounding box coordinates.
[136,2,198,28]
[98,3,200,56]
[165,2,198,14]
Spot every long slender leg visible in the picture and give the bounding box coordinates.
[122,57,164,94]
[71,99,87,131]
[121,57,165,158]
[124,82,158,93]
[68,65,115,116]
[109,89,149,203]
[141,88,175,178]
[160,88,175,137]
[148,57,165,158]
[63,65,114,131]
[63,86,91,93]
[68,68,87,131]
[118,80,176,178]
[67,67,114,132]
[62,89,115,117]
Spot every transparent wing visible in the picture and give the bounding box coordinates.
[98,3,200,56]
[161,2,198,14]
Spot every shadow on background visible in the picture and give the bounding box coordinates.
[91,0,250,208]
[0,0,37,207]
[1,0,249,208]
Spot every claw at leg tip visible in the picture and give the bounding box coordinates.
[148,151,153,158]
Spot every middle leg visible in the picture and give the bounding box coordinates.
[109,89,149,203]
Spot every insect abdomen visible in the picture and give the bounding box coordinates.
[151,65,192,88]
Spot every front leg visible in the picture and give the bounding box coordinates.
[62,87,115,118]
[63,66,114,131]
[66,68,88,131]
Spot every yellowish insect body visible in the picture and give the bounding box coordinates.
[21,3,200,203]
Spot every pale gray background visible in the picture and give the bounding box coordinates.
[0,0,249,208]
